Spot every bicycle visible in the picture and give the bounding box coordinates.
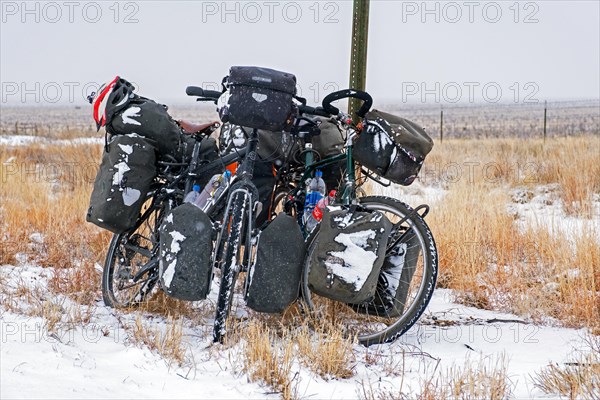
[101,103,246,308]
[273,89,438,346]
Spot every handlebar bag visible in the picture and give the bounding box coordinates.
[159,203,214,301]
[218,66,297,132]
[86,135,156,233]
[308,207,392,304]
[354,110,434,186]
[245,213,304,313]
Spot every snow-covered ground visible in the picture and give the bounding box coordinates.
[0,263,593,399]
[0,135,102,147]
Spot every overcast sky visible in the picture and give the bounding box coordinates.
[1,0,599,106]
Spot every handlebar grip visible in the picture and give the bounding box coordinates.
[322,89,373,118]
[298,105,330,118]
[186,86,222,100]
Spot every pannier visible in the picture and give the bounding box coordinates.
[373,233,422,317]
[86,135,156,233]
[308,207,392,304]
[159,203,214,301]
[218,66,297,132]
[245,213,305,313]
[108,98,182,159]
[354,110,433,186]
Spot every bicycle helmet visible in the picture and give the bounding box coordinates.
[89,76,136,131]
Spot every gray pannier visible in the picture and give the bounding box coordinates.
[308,207,392,304]
[245,213,305,313]
[86,135,156,233]
[354,110,433,186]
[108,98,182,159]
[159,203,214,301]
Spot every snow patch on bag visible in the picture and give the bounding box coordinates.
[325,230,378,291]
[121,107,142,126]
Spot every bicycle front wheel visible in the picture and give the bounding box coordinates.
[302,195,438,346]
[213,191,249,343]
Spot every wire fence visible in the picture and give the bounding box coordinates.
[1,100,598,139]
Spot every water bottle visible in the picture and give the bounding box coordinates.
[196,170,232,211]
[303,170,326,231]
[304,189,336,233]
[183,184,203,208]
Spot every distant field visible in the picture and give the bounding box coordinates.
[1,99,598,139]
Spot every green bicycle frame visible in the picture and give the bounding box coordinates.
[297,139,356,206]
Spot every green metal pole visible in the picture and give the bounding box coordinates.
[348,0,370,120]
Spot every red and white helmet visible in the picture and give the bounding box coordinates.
[89,76,135,131]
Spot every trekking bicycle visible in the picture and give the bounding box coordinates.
[273,89,438,346]
[101,83,437,346]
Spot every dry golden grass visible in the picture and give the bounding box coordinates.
[532,334,600,400]
[420,135,600,332]
[129,314,186,366]
[241,320,298,400]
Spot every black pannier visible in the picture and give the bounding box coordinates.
[108,98,182,159]
[308,207,392,304]
[219,66,297,132]
[86,136,156,233]
[159,203,214,301]
[354,110,433,186]
[245,213,305,313]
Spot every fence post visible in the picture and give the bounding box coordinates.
[543,100,547,142]
[348,0,370,122]
[440,106,444,144]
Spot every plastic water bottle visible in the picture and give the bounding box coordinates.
[184,184,203,208]
[303,170,326,231]
[304,189,336,233]
[197,170,232,211]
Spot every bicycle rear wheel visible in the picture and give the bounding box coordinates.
[302,195,438,346]
[102,204,164,308]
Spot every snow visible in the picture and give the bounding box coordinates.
[112,161,130,186]
[122,187,141,206]
[169,231,186,254]
[0,135,103,147]
[508,186,600,244]
[121,107,142,126]
[118,144,134,154]
[326,230,378,291]
[0,264,594,399]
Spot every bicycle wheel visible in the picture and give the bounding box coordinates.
[102,204,164,308]
[213,191,249,343]
[302,195,438,346]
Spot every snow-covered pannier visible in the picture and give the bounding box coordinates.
[245,213,305,313]
[218,66,297,132]
[159,203,213,301]
[354,110,434,186]
[308,207,392,304]
[108,98,182,159]
[86,135,156,233]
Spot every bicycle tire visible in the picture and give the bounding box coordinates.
[301,195,438,346]
[102,204,164,308]
[213,192,248,343]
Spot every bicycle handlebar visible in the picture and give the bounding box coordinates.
[322,89,373,118]
[186,86,222,100]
